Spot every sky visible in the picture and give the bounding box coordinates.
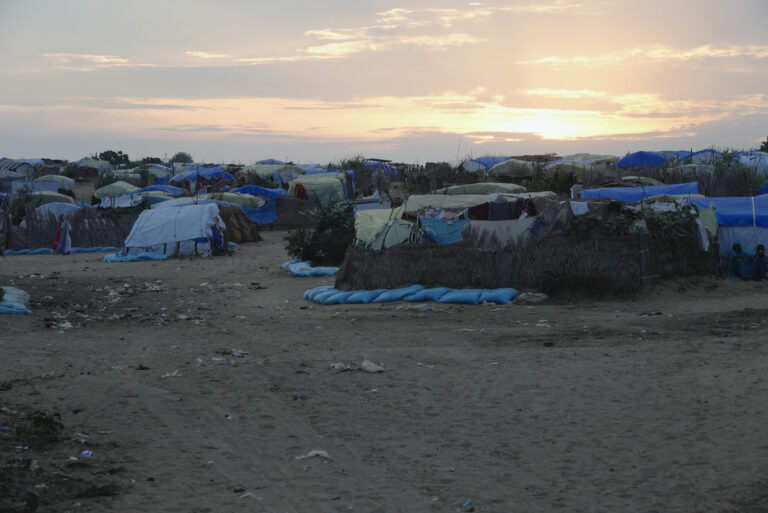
[1,0,767,165]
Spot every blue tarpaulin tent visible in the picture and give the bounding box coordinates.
[133,185,185,196]
[688,196,768,227]
[231,185,287,199]
[169,166,233,185]
[463,156,514,172]
[582,182,699,202]
[617,151,675,169]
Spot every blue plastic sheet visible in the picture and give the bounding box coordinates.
[305,286,519,305]
[282,259,339,277]
[617,151,674,169]
[421,217,468,244]
[0,286,31,314]
[4,247,118,256]
[230,185,287,199]
[688,196,768,227]
[104,251,168,262]
[581,182,698,202]
[243,201,279,225]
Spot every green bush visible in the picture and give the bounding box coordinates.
[286,204,355,265]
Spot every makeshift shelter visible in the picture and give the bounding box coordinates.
[462,156,514,172]
[200,192,266,209]
[133,185,185,196]
[581,182,699,202]
[0,159,37,180]
[34,174,75,191]
[288,173,347,206]
[169,166,234,187]
[74,157,112,175]
[487,158,536,179]
[119,203,226,258]
[94,181,139,199]
[617,151,675,170]
[402,192,556,218]
[435,183,527,195]
[690,149,720,165]
[689,196,768,258]
[23,191,76,206]
[736,151,768,176]
[34,202,79,218]
[238,164,302,186]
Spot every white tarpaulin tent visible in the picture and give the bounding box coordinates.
[122,203,226,257]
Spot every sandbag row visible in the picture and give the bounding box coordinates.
[303,284,519,305]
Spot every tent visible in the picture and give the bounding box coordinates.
[689,196,768,257]
[435,183,527,195]
[34,202,80,217]
[0,159,36,179]
[237,164,303,186]
[169,166,233,186]
[617,151,675,169]
[200,192,266,209]
[230,184,287,199]
[402,192,556,217]
[288,173,347,206]
[736,151,768,176]
[690,149,720,165]
[94,180,139,199]
[487,158,536,179]
[25,191,76,206]
[133,185,185,196]
[74,157,113,175]
[462,156,514,172]
[581,182,699,202]
[34,174,75,191]
[121,203,226,257]
[556,153,618,170]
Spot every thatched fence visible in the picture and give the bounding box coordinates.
[22,208,139,250]
[336,224,717,294]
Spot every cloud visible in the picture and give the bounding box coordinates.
[42,53,152,71]
[518,44,768,67]
[185,51,230,59]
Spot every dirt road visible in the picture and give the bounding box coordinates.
[2,231,768,512]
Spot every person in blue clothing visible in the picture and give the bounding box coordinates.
[726,243,751,278]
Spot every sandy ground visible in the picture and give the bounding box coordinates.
[2,231,768,513]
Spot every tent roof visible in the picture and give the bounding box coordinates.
[688,196,768,227]
[581,182,699,202]
[617,151,674,169]
[435,182,527,195]
[34,174,75,190]
[124,203,225,248]
[94,180,139,199]
[463,156,514,172]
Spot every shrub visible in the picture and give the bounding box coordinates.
[285,204,355,265]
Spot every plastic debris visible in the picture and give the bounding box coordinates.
[78,450,92,459]
[360,359,385,373]
[295,449,331,460]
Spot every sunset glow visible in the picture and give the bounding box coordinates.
[1,0,766,162]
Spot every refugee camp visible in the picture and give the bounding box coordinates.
[3,1,768,512]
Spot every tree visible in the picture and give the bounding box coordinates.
[97,150,130,167]
[169,152,193,164]
[139,156,163,165]
[760,137,768,152]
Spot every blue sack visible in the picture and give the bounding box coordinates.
[402,287,451,302]
[372,285,425,303]
[437,289,484,304]
[346,289,387,304]
[479,288,519,304]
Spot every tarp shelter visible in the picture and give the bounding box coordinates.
[231,184,287,199]
[462,156,514,172]
[690,149,720,165]
[121,203,226,258]
[254,159,285,165]
[435,183,527,195]
[617,151,675,169]
[288,173,347,206]
[688,196,768,257]
[736,151,768,176]
[74,157,113,175]
[34,202,80,218]
[556,153,618,170]
[238,164,302,186]
[94,181,139,199]
[581,182,699,202]
[25,191,76,206]
[34,174,75,191]
[402,192,556,217]
[0,159,36,180]
[488,158,536,179]
[169,166,233,186]
[365,160,399,180]
[200,192,266,209]
[133,185,185,196]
